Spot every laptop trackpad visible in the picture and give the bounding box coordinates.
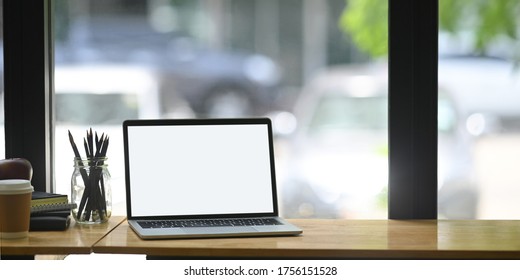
[181,227,259,234]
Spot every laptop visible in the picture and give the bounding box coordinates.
[123,118,302,239]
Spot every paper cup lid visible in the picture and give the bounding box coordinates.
[0,179,34,195]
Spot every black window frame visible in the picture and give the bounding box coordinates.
[2,0,438,218]
[3,0,54,192]
[388,0,438,219]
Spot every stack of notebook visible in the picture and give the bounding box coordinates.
[30,191,77,231]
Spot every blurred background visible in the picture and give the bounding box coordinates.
[1,0,520,219]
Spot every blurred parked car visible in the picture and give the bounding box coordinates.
[438,56,520,134]
[156,38,282,117]
[55,33,281,118]
[278,61,481,219]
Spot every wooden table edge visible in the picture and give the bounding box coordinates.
[0,216,127,257]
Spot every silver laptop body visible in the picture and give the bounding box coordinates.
[123,118,302,239]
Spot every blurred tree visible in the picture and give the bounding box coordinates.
[339,0,387,58]
[340,0,520,59]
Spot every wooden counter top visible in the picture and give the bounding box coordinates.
[93,219,520,259]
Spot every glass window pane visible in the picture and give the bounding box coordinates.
[54,0,388,218]
[0,0,4,159]
[439,0,520,219]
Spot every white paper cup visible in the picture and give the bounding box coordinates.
[0,179,34,239]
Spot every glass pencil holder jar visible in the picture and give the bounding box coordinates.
[71,157,112,224]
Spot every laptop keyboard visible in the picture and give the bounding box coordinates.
[138,218,282,229]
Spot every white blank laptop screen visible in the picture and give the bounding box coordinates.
[127,124,274,217]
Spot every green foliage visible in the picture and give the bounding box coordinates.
[439,0,520,55]
[340,0,520,59]
[340,0,388,58]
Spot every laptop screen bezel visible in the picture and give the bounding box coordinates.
[122,118,280,220]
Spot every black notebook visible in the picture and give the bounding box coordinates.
[30,191,76,214]
[31,191,68,206]
[30,216,71,231]
[30,210,72,231]
[31,203,77,214]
